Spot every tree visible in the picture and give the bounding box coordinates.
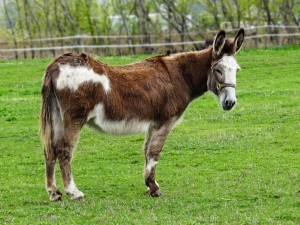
[24,0,44,57]
[202,0,221,29]
[134,0,152,53]
[154,0,193,50]
[111,0,136,54]
[3,0,18,59]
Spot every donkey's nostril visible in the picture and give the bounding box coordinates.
[225,100,236,108]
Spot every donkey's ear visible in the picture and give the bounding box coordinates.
[234,28,244,53]
[213,30,226,57]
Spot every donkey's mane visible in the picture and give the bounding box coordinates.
[157,38,236,61]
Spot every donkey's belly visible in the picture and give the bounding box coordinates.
[87,103,151,135]
[87,118,151,135]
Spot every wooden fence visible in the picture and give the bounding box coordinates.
[0,25,299,59]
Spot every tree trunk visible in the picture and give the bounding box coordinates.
[25,0,44,57]
[54,0,65,54]
[262,0,275,25]
[112,0,135,54]
[4,0,18,59]
[42,0,56,57]
[134,0,152,54]
[15,0,27,58]
[233,0,241,28]
[24,0,34,58]
[60,0,82,52]
[261,0,278,45]
[85,0,97,45]
[211,0,220,29]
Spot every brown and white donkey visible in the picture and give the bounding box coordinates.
[41,29,244,201]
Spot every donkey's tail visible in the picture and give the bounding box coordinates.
[40,71,61,158]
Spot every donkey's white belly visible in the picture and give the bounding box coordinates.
[87,103,151,135]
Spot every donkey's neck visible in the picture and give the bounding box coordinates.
[165,48,213,100]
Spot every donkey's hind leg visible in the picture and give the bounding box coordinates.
[57,123,84,200]
[144,118,177,197]
[45,150,62,201]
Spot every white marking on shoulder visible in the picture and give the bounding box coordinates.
[87,103,152,135]
[57,64,110,93]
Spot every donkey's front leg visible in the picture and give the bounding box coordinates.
[144,119,177,197]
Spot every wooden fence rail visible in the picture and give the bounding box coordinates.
[0,26,299,59]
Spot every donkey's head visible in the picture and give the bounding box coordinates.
[208,28,244,110]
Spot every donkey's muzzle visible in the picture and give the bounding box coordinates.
[222,99,236,110]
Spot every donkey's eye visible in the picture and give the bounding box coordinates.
[214,69,223,76]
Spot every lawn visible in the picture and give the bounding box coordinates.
[0,46,299,224]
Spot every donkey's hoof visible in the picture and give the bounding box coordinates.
[69,190,84,200]
[49,190,62,201]
[149,189,162,197]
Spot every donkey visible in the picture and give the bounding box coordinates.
[41,29,244,201]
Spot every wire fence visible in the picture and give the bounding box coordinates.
[0,25,299,59]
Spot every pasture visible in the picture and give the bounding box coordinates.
[0,46,299,224]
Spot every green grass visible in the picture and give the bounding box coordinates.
[0,46,300,224]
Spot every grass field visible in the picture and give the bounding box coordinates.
[0,46,299,224]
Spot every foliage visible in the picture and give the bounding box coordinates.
[0,46,299,224]
[1,0,299,41]
[1,0,299,59]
